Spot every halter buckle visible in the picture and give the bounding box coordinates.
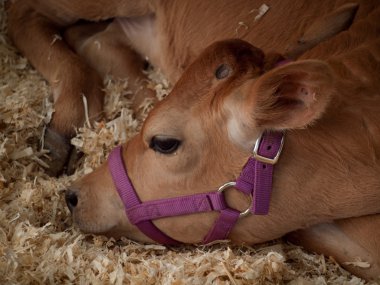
[252,132,285,165]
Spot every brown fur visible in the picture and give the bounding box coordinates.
[7,0,380,281]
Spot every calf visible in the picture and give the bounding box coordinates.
[7,0,380,281]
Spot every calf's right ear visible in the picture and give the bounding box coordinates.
[247,59,334,130]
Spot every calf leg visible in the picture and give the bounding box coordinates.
[7,3,104,176]
[64,20,157,116]
[7,2,155,176]
[285,3,359,59]
[286,215,380,282]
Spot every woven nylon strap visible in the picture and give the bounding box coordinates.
[108,146,180,245]
[108,146,240,244]
[203,131,284,242]
[236,131,284,214]
[108,131,284,244]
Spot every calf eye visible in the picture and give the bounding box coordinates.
[150,136,181,154]
[215,63,231,79]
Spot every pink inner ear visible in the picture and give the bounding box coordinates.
[276,81,315,107]
[253,60,333,130]
[298,85,316,106]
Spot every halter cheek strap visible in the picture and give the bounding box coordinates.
[203,131,284,243]
[108,131,284,245]
[236,131,284,214]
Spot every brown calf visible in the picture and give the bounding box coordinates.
[7,0,380,281]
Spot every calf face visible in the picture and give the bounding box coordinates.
[67,39,334,243]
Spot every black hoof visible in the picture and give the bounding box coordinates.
[43,128,72,177]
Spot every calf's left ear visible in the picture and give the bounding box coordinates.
[249,60,334,130]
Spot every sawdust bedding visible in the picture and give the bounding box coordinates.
[0,2,376,284]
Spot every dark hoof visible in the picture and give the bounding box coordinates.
[66,148,84,176]
[43,128,72,177]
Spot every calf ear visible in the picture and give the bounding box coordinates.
[250,60,334,130]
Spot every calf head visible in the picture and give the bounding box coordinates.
[66,39,334,243]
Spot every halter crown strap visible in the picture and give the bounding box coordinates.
[236,131,284,214]
[203,131,284,242]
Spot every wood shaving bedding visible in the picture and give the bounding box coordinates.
[0,2,375,284]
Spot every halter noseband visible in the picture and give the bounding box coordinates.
[108,131,284,245]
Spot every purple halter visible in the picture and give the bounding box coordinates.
[108,131,284,245]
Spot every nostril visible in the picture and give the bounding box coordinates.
[65,189,78,212]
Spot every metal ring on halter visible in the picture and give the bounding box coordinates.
[217,181,251,218]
